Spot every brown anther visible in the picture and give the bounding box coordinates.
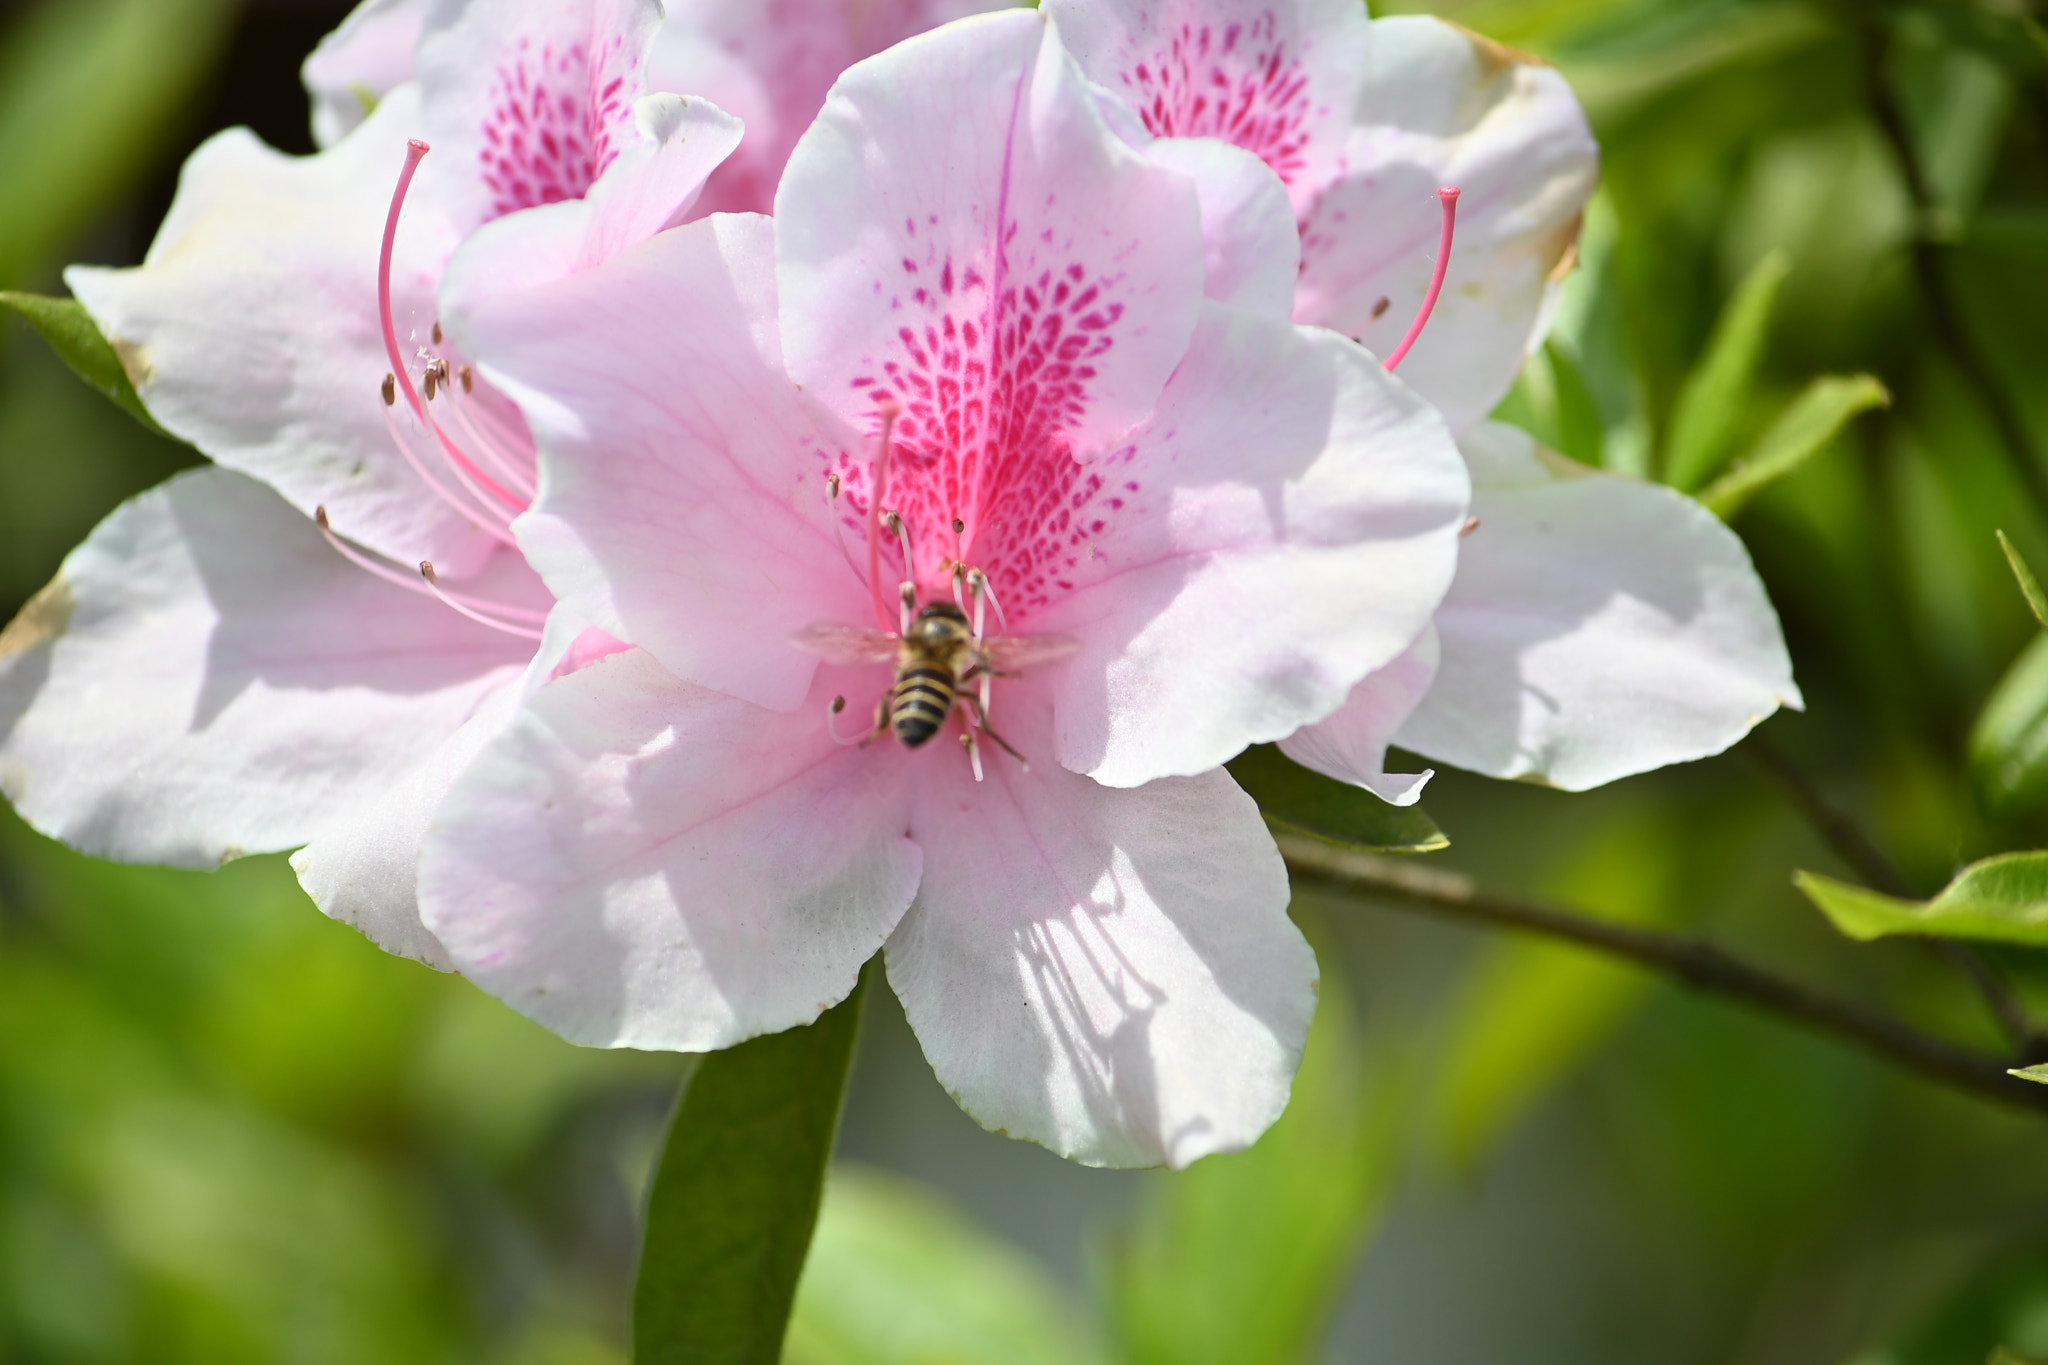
[831,695,847,714]
[886,510,904,536]
[1371,296,1392,320]
[431,321,443,345]
[827,472,841,499]
[315,505,331,530]
[900,582,917,609]
[1460,516,1481,538]
[419,560,440,584]
[952,517,965,536]
[423,368,438,401]
[381,374,396,406]
[459,365,474,393]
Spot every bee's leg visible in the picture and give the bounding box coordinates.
[867,693,892,746]
[963,694,1029,770]
[958,729,985,783]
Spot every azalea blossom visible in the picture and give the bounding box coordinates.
[0,0,741,965]
[418,9,1470,1167]
[1048,0,1799,798]
[307,0,1018,215]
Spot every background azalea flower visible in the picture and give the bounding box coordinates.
[1047,0,1799,800]
[0,0,740,965]
[421,9,1471,1167]
[306,0,1019,215]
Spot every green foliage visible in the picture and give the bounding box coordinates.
[1663,250,1789,491]
[1999,532,2048,630]
[0,0,237,287]
[633,975,868,1365]
[1796,853,2048,947]
[1228,744,1447,855]
[785,1167,1107,1365]
[1972,634,2048,819]
[1098,977,1394,1365]
[0,291,165,436]
[1698,375,1890,519]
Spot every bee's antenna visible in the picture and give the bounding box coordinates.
[866,401,900,632]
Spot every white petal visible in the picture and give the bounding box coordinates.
[1035,303,1469,788]
[1142,137,1299,317]
[303,0,426,149]
[1280,626,1438,805]
[1396,423,1802,790]
[65,86,495,573]
[1295,17,1598,434]
[0,466,534,876]
[419,649,922,1050]
[888,692,1313,1169]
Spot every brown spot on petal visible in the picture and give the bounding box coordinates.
[112,337,153,389]
[1447,20,1548,76]
[1546,212,1586,284]
[0,575,73,661]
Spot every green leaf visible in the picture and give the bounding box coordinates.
[2008,1064,2048,1086]
[0,291,166,436]
[0,0,238,286]
[784,1167,1107,1365]
[1795,854,2048,947]
[1545,338,1605,468]
[1971,634,2048,818]
[1998,530,2048,629]
[633,973,868,1365]
[1099,975,1395,1365]
[1697,374,1890,519]
[1226,744,1446,854]
[1664,250,1789,492]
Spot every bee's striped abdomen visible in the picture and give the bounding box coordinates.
[890,665,956,748]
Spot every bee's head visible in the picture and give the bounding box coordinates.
[910,600,971,644]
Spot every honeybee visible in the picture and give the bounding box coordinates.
[793,595,1077,767]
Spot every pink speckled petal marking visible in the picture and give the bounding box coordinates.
[417,0,663,233]
[1047,0,1369,215]
[777,9,1206,623]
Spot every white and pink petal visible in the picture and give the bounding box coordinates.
[1279,627,1438,805]
[1394,423,1801,790]
[419,648,922,1050]
[304,0,426,149]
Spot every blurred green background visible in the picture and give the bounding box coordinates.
[5,0,2048,1360]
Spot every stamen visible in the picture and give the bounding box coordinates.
[966,568,1009,639]
[459,365,474,394]
[423,367,438,401]
[377,140,525,513]
[381,374,396,406]
[865,401,900,631]
[1461,516,1481,538]
[951,561,969,613]
[826,694,866,746]
[888,509,917,588]
[960,729,985,783]
[899,581,916,637]
[315,505,545,633]
[1383,187,1461,373]
[432,321,443,346]
[419,560,545,639]
[379,401,519,545]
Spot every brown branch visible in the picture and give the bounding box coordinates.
[1745,735,2047,1059]
[1278,832,2048,1115]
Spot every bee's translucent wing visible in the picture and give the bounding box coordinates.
[983,633,1080,672]
[791,622,899,665]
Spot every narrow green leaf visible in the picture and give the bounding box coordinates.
[2008,1063,2048,1086]
[1663,250,1789,491]
[1227,744,1446,854]
[1099,975,1395,1365]
[1971,634,2048,818]
[1795,854,2048,947]
[1998,530,2048,629]
[785,1167,1108,1365]
[1698,374,1890,519]
[1544,338,1605,468]
[0,291,167,436]
[634,972,868,1365]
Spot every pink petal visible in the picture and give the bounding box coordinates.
[1278,626,1438,805]
[303,0,427,149]
[462,214,865,711]
[1295,17,1599,434]
[776,10,1206,466]
[419,648,921,1050]
[0,467,535,893]
[886,688,1313,1169]
[1032,304,1470,787]
[1047,0,1371,215]
[416,0,663,235]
